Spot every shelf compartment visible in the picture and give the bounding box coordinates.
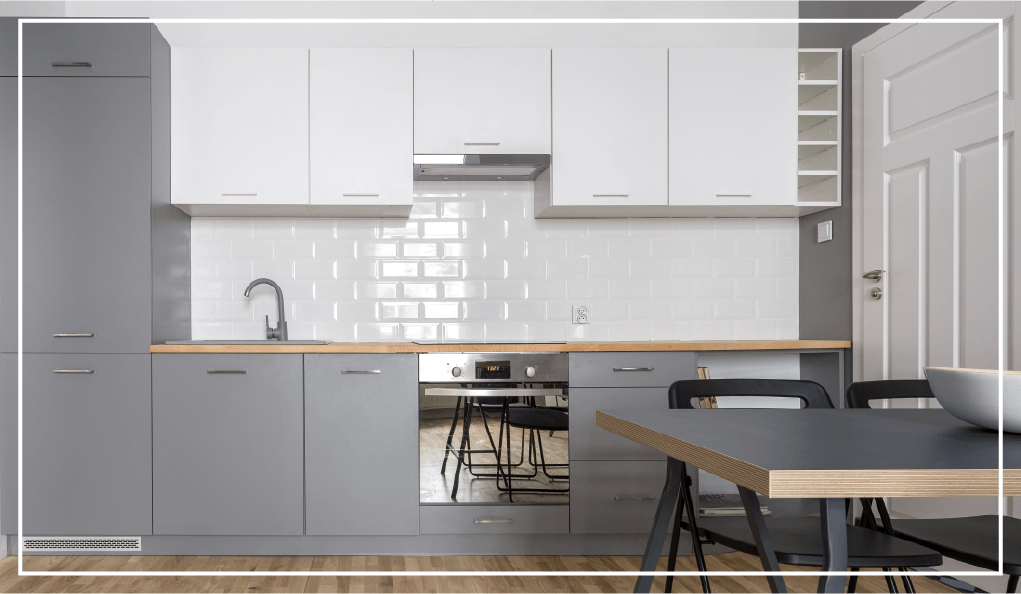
[798,51,839,81]
[798,172,838,188]
[798,144,838,170]
[798,174,839,204]
[798,84,838,111]
[798,114,838,141]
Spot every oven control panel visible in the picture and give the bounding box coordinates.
[419,352,568,383]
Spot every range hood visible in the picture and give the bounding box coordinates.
[413,154,550,181]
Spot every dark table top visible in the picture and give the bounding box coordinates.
[596,408,1021,498]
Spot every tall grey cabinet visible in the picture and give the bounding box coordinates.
[0,20,190,536]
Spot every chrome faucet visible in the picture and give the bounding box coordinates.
[244,278,288,341]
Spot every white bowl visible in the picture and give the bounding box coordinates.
[923,367,1021,433]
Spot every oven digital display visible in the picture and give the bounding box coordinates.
[476,360,511,379]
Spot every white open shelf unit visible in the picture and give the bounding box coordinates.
[796,48,841,212]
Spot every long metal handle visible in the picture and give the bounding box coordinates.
[53,333,94,338]
[464,142,500,146]
[342,370,381,374]
[593,194,629,197]
[716,194,753,197]
[53,369,94,374]
[221,193,257,196]
[614,496,655,501]
[342,194,380,197]
[474,518,513,524]
[613,367,654,372]
[207,370,247,374]
[863,269,885,283]
[424,388,563,397]
[51,62,92,67]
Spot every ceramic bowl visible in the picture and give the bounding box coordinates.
[923,367,1021,433]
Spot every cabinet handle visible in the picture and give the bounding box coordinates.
[613,367,654,372]
[51,62,92,67]
[53,333,94,338]
[342,370,381,374]
[474,518,513,524]
[53,369,94,374]
[464,142,500,146]
[207,370,247,374]
[342,194,380,197]
[614,496,655,501]
[593,194,629,198]
[716,194,753,198]
[221,193,257,197]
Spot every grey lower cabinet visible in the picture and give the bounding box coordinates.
[21,354,152,535]
[1,77,16,353]
[152,354,303,536]
[23,77,153,354]
[570,461,667,533]
[21,22,152,77]
[570,388,668,461]
[305,354,419,535]
[0,354,15,534]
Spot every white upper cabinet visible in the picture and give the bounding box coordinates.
[414,49,552,155]
[310,49,413,218]
[669,48,797,207]
[546,48,668,211]
[171,48,310,216]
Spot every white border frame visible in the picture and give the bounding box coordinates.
[13,15,1004,587]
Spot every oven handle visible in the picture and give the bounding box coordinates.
[423,388,564,398]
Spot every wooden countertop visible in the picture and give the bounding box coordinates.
[150,339,850,354]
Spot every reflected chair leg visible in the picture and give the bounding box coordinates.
[449,397,474,499]
[1007,574,1018,594]
[738,486,786,593]
[440,396,463,475]
[634,457,683,594]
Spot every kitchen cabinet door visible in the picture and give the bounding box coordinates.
[304,353,419,535]
[0,354,14,534]
[1,77,15,353]
[171,48,309,214]
[152,354,304,536]
[569,388,668,461]
[669,48,797,206]
[570,460,669,534]
[21,354,152,535]
[310,49,413,217]
[20,22,151,77]
[414,49,551,155]
[22,77,153,353]
[550,48,668,207]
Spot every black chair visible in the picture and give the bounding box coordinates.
[847,380,1021,594]
[495,403,570,502]
[663,379,942,594]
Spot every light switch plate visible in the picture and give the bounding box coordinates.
[817,220,833,243]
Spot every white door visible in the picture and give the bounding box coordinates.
[413,48,551,155]
[171,48,309,209]
[551,48,668,207]
[310,49,413,216]
[860,2,1015,384]
[670,48,798,206]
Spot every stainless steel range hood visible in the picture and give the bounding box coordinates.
[413,154,550,181]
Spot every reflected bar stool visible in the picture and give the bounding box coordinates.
[495,400,570,503]
[663,379,942,594]
[847,380,1021,594]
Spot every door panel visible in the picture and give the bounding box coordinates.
[1,78,15,353]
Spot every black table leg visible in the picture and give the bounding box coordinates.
[818,497,848,593]
[634,457,683,593]
[738,486,787,593]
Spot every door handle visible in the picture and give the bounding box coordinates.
[474,518,513,524]
[53,369,94,374]
[341,370,381,374]
[614,496,655,501]
[613,367,654,372]
[863,270,884,283]
[51,62,92,67]
[207,370,247,374]
[53,333,93,338]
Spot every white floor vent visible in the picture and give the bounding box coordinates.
[22,536,141,552]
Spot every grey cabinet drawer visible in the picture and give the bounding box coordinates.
[22,354,152,535]
[570,388,667,461]
[0,354,15,534]
[570,460,668,534]
[21,23,151,77]
[153,354,304,536]
[0,78,15,353]
[305,354,419,535]
[420,504,569,535]
[569,352,696,388]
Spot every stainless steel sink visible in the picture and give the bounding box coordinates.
[164,340,330,345]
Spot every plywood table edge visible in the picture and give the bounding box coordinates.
[595,410,771,495]
[150,340,851,354]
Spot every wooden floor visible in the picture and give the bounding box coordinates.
[0,552,957,593]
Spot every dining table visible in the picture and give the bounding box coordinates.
[596,408,1021,593]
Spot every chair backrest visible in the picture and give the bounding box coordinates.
[668,378,834,410]
[845,379,935,409]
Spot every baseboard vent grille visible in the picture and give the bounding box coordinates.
[22,536,141,552]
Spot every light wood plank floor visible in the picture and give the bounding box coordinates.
[0,552,957,593]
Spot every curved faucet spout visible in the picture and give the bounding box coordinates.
[243,278,288,341]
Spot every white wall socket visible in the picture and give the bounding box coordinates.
[572,305,590,324]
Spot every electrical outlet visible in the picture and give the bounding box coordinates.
[572,305,589,324]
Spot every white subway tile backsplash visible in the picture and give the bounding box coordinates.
[191,182,800,342]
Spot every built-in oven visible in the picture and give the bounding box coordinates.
[418,352,569,505]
